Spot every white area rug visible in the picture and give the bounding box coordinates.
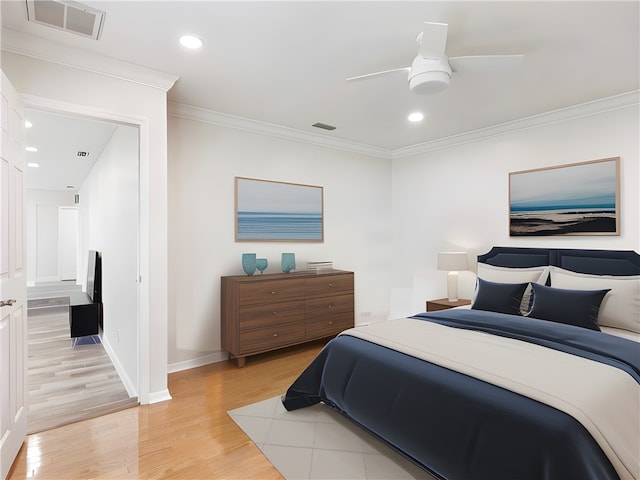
[228,396,436,480]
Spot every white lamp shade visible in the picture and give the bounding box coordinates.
[437,252,469,272]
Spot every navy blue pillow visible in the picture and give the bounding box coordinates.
[471,278,529,315]
[527,283,610,331]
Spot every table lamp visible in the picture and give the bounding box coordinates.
[437,252,469,302]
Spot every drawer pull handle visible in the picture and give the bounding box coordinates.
[272,311,277,315]
[273,333,278,337]
[328,283,333,287]
[271,291,277,295]
[328,304,335,309]
[329,320,333,325]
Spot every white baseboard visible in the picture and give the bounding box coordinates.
[36,275,60,283]
[101,334,137,398]
[167,351,228,374]
[147,389,172,404]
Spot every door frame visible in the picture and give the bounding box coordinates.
[23,95,151,401]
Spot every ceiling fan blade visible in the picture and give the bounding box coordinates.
[346,67,411,82]
[418,22,448,57]
[449,54,525,73]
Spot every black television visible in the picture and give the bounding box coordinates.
[86,250,102,303]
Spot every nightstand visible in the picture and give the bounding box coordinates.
[426,298,471,312]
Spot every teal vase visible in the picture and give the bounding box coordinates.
[281,253,295,273]
[256,258,268,274]
[242,253,257,276]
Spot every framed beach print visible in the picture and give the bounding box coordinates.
[509,157,620,236]
[235,177,324,242]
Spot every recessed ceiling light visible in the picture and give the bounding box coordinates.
[26,146,38,152]
[27,162,39,168]
[25,120,33,128]
[408,112,424,122]
[179,35,203,49]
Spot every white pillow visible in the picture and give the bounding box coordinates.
[549,266,640,334]
[476,264,550,313]
[477,263,550,284]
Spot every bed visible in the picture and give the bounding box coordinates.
[282,247,640,480]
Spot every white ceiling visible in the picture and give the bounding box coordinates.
[24,109,117,191]
[2,1,639,190]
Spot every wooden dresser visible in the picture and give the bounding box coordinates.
[221,270,354,366]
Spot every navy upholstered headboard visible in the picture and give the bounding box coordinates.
[478,247,640,276]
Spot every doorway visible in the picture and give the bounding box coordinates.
[24,107,140,430]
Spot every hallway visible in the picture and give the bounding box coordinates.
[27,283,137,433]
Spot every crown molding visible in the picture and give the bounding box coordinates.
[168,102,392,159]
[1,29,178,91]
[392,90,640,159]
[170,92,639,161]
[6,27,635,158]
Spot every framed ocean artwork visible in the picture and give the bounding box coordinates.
[509,157,620,236]
[235,177,324,242]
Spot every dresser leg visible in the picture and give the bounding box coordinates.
[229,354,247,368]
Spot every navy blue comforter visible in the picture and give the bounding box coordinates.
[283,310,639,480]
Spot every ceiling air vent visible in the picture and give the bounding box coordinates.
[312,122,336,131]
[26,0,106,40]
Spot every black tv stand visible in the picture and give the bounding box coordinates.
[69,292,102,337]
[70,250,103,338]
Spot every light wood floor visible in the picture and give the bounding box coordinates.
[8,340,327,479]
[27,308,137,433]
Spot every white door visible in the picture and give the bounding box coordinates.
[58,207,78,281]
[0,70,27,480]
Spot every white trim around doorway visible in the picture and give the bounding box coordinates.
[21,93,169,405]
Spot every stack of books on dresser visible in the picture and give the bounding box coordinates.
[306,261,334,272]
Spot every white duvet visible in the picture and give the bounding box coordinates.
[342,318,640,480]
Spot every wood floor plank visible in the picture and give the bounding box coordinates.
[25,304,136,434]
[9,339,327,479]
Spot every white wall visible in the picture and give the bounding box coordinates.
[391,103,640,319]
[167,115,392,370]
[167,99,639,372]
[26,189,76,284]
[78,124,139,393]
[2,52,172,403]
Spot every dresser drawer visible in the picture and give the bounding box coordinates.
[305,312,353,338]
[306,294,354,318]
[221,270,354,367]
[306,274,354,297]
[238,279,306,307]
[239,300,305,330]
[239,322,306,353]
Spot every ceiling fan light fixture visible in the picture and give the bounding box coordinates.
[408,54,452,94]
[409,70,450,94]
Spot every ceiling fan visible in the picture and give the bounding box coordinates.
[347,22,524,95]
